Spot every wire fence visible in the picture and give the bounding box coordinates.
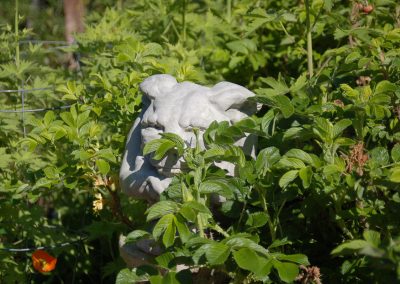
[0,40,76,137]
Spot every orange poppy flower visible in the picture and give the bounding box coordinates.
[32,250,57,273]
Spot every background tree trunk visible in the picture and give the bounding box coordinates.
[64,0,84,68]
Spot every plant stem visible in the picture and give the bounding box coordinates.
[305,0,313,78]
[182,0,186,44]
[227,0,232,23]
[15,0,19,69]
[257,187,275,241]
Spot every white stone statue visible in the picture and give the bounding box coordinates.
[119,74,256,203]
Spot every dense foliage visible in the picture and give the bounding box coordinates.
[1,0,400,283]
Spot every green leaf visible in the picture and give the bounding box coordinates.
[331,240,370,255]
[96,159,110,175]
[285,149,314,166]
[332,119,352,139]
[279,170,299,188]
[299,166,312,189]
[274,95,294,118]
[192,244,210,264]
[116,268,147,284]
[233,248,272,278]
[174,216,191,243]
[97,148,116,163]
[245,212,269,228]
[143,138,170,155]
[60,112,76,128]
[181,201,211,216]
[278,157,305,169]
[260,77,290,95]
[370,147,389,166]
[153,140,176,160]
[323,0,333,11]
[153,214,175,240]
[125,230,151,243]
[226,237,269,256]
[179,206,196,222]
[290,74,307,94]
[340,84,359,97]
[272,260,299,283]
[199,180,233,198]
[268,238,292,249]
[205,243,230,265]
[363,230,381,247]
[392,144,400,162]
[390,167,400,183]
[162,221,176,248]
[255,147,281,175]
[146,201,180,221]
[274,253,309,265]
[43,111,55,126]
[161,132,185,155]
[375,80,397,95]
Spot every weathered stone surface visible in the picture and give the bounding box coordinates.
[119,74,256,202]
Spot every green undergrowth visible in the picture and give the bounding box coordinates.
[1,0,400,283]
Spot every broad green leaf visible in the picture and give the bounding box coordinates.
[60,112,76,128]
[274,95,294,118]
[340,84,359,97]
[392,144,400,162]
[363,230,381,247]
[162,221,176,248]
[174,216,191,243]
[370,147,389,166]
[155,252,175,268]
[143,138,169,155]
[331,240,370,255]
[225,237,269,256]
[332,119,352,139]
[96,159,110,175]
[375,80,397,95]
[268,238,292,249]
[153,140,176,160]
[279,170,299,188]
[255,147,281,175]
[97,148,116,163]
[205,243,230,265]
[43,111,55,126]
[233,248,272,278]
[153,214,175,240]
[278,157,305,169]
[161,132,185,155]
[125,230,151,243]
[245,212,269,228]
[179,206,196,222]
[273,253,309,265]
[146,201,180,221]
[290,74,307,94]
[285,149,314,166]
[389,167,400,183]
[272,260,299,283]
[116,268,147,284]
[299,166,312,189]
[313,117,333,142]
[181,201,211,216]
[199,180,233,198]
[260,77,290,95]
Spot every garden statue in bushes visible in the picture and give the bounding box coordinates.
[119,74,256,267]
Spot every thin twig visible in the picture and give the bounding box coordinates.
[0,105,71,113]
[0,87,53,93]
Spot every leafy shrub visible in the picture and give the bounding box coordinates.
[1,0,400,283]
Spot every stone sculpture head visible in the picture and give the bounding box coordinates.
[119,74,256,202]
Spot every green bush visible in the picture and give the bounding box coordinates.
[1,0,400,283]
